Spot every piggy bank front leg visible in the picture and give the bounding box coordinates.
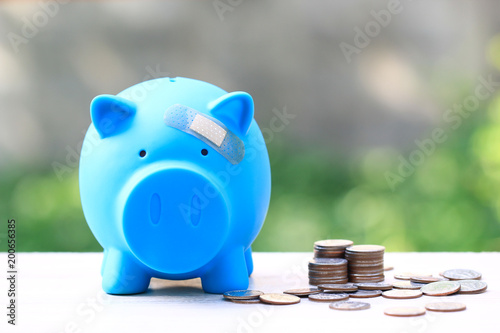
[201,247,249,294]
[101,248,151,295]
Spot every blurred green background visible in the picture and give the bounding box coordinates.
[1,0,500,252]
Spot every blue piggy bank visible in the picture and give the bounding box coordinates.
[79,77,271,294]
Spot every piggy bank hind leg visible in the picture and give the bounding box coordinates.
[245,247,254,276]
[101,248,151,295]
[201,247,249,294]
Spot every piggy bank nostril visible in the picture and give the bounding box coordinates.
[149,193,161,225]
[190,194,202,227]
[139,150,147,158]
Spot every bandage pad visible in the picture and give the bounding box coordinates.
[164,104,245,164]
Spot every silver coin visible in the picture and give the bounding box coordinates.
[421,281,461,296]
[230,298,262,304]
[329,301,370,311]
[283,288,320,297]
[318,283,358,292]
[410,276,446,284]
[348,290,382,298]
[345,244,385,253]
[314,239,353,249]
[394,272,433,280]
[309,293,349,302]
[309,258,348,267]
[355,282,393,291]
[443,269,482,281]
[223,290,264,300]
[458,280,487,294]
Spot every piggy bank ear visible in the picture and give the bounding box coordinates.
[90,95,137,138]
[208,92,254,136]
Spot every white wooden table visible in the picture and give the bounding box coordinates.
[1,252,499,333]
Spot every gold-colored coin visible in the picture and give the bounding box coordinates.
[384,307,426,317]
[392,281,424,290]
[259,293,300,305]
[421,281,461,296]
[425,302,466,312]
[382,289,422,299]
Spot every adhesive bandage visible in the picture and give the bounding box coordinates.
[164,104,245,164]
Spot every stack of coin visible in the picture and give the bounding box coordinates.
[345,245,385,283]
[313,239,353,259]
[308,258,348,285]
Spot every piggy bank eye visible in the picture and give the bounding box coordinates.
[139,150,147,158]
[201,149,208,156]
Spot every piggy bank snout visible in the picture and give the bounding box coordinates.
[122,167,230,274]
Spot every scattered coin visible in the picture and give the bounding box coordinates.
[308,293,349,302]
[283,288,320,297]
[392,281,425,290]
[443,269,482,281]
[230,298,262,304]
[425,302,466,312]
[384,265,394,271]
[355,282,393,291]
[394,272,433,280]
[329,301,370,311]
[410,276,445,284]
[384,307,426,317]
[458,280,487,294]
[382,289,423,299]
[318,283,358,292]
[349,290,382,298]
[259,293,300,305]
[223,290,264,300]
[421,281,461,296]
